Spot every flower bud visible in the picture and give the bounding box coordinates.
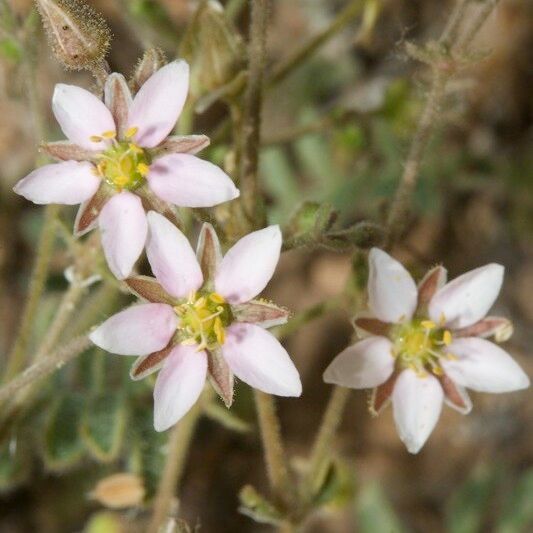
[179,0,245,95]
[130,47,166,93]
[35,0,111,71]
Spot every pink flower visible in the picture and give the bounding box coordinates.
[324,248,529,454]
[90,212,301,431]
[14,61,239,279]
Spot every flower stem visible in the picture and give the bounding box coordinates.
[147,390,209,533]
[301,386,350,504]
[254,390,294,508]
[239,0,270,226]
[0,335,91,405]
[4,205,59,380]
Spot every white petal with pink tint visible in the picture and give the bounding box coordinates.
[323,337,394,389]
[13,161,100,205]
[392,369,443,454]
[215,226,282,304]
[153,345,207,431]
[128,60,189,148]
[147,154,239,207]
[368,248,417,323]
[146,211,203,298]
[52,84,116,151]
[89,303,177,356]
[222,323,301,397]
[441,337,529,393]
[99,191,147,279]
[429,264,504,329]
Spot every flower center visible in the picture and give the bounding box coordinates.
[392,319,454,377]
[174,292,233,351]
[92,128,150,191]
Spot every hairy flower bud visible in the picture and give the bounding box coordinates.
[130,47,167,93]
[35,0,111,70]
[180,0,245,95]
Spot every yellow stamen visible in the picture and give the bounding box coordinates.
[214,316,225,344]
[137,162,149,176]
[89,135,102,142]
[442,330,452,346]
[421,320,436,330]
[210,293,226,304]
[125,126,139,138]
[102,130,117,139]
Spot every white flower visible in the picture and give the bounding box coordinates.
[324,248,529,454]
[90,213,301,431]
[13,61,239,279]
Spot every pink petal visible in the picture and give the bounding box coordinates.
[52,84,116,150]
[89,303,177,356]
[222,324,302,397]
[99,191,147,279]
[145,211,203,298]
[368,248,417,323]
[13,161,100,205]
[128,60,189,148]
[153,345,207,431]
[428,264,504,329]
[215,226,282,304]
[147,154,239,208]
[441,337,530,393]
[392,369,443,454]
[323,337,395,389]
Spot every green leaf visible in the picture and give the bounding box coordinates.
[0,438,31,492]
[496,468,533,533]
[313,459,356,508]
[238,485,282,526]
[43,394,85,472]
[0,38,22,62]
[80,393,128,463]
[357,482,406,533]
[446,464,498,533]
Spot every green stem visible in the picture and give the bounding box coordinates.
[254,390,294,509]
[147,390,209,533]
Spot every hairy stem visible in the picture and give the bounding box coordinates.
[147,391,208,533]
[239,0,270,226]
[254,391,294,508]
[386,0,500,243]
[0,335,91,405]
[301,386,350,504]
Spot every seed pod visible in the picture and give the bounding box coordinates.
[130,47,167,93]
[34,0,111,71]
[89,473,145,509]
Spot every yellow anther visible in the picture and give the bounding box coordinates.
[432,366,444,376]
[209,293,226,304]
[445,352,458,361]
[442,330,452,346]
[114,175,129,187]
[194,297,207,309]
[125,126,139,138]
[129,143,143,154]
[421,320,436,330]
[102,130,117,139]
[137,162,150,176]
[90,135,102,142]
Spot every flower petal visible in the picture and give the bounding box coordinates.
[146,211,203,298]
[99,191,147,279]
[13,161,100,205]
[441,337,530,393]
[52,84,116,150]
[104,73,132,138]
[147,154,239,208]
[392,369,444,454]
[215,226,282,304]
[153,345,207,432]
[368,248,417,323]
[323,337,395,389]
[428,264,504,329]
[222,324,302,397]
[89,303,177,356]
[128,60,189,148]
